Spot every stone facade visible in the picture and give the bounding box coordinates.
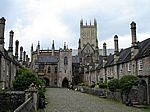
[30,41,72,87]
[0,17,21,89]
[81,21,150,104]
[0,17,29,89]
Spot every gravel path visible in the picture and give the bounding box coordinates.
[45,88,149,112]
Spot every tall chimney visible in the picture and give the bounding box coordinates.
[8,30,14,53]
[103,42,107,58]
[52,40,55,56]
[20,46,23,61]
[80,19,83,26]
[0,17,6,51]
[26,55,28,67]
[37,41,40,55]
[15,40,19,60]
[131,21,137,46]
[114,35,119,55]
[23,51,26,64]
[64,42,66,50]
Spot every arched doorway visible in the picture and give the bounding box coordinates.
[138,80,147,104]
[62,77,69,88]
[44,78,49,87]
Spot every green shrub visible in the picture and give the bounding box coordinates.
[119,75,139,101]
[99,82,107,89]
[78,82,85,86]
[13,67,44,91]
[90,83,95,88]
[94,82,100,88]
[108,78,120,92]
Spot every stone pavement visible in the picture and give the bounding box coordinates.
[40,88,149,112]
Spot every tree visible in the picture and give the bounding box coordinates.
[108,78,120,92]
[119,75,139,102]
[13,67,44,91]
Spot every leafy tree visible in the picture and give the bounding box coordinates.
[119,75,139,101]
[108,78,120,92]
[13,67,44,91]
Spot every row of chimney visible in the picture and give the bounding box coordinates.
[0,17,29,65]
[103,21,137,58]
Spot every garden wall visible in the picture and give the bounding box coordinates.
[0,91,25,112]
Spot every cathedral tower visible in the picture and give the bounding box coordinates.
[78,19,99,64]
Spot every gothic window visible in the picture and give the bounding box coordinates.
[64,56,68,65]
[38,64,45,72]
[120,64,123,73]
[138,60,143,70]
[127,62,131,72]
[48,66,51,73]
[80,58,82,63]
[55,67,57,73]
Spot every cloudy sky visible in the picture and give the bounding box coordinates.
[0,0,150,55]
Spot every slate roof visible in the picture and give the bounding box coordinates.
[72,55,80,63]
[0,49,20,66]
[81,43,95,53]
[37,55,58,63]
[135,38,150,59]
[96,55,103,70]
[117,47,131,64]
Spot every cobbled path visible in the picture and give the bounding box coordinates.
[45,88,149,112]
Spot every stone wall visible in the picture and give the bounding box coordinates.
[0,91,25,112]
[106,90,122,102]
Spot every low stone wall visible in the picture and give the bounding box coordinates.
[0,91,25,112]
[106,90,122,102]
[77,86,123,102]
[14,97,35,112]
[77,86,106,96]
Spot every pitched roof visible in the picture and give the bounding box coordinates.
[105,54,114,67]
[37,55,58,63]
[117,47,131,64]
[81,43,95,53]
[135,38,150,59]
[96,55,103,70]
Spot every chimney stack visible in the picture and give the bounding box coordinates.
[20,46,23,61]
[15,40,19,60]
[8,30,14,56]
[64,42,66,50]
[0,17,6,51]
[131,21,137,46]
[114,35,119,55]
[23,51,26,64]
[52,40,55,56]
[103,42,107,58]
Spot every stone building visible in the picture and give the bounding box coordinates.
[0,17,21,89]
[83,21,150,104]
[78,19,99,84]
[30,41,72,87]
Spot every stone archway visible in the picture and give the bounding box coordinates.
[44,77,50,87]
[138,79,147,104]
[62,77,69,88]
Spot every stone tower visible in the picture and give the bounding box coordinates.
[58,43,72,87]
[78,19,99,65]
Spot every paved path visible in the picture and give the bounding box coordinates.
[45,88,149,112]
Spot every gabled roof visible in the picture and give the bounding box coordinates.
[37,55,58,63]
[105,54,114,67]
[81,43,95,54]
[135,38,150,59]
[96,55,103,70]
[117,47,131,64]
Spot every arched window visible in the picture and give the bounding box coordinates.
[55,67,57,73]
[64,56,68,65]
[48,66,51,73]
